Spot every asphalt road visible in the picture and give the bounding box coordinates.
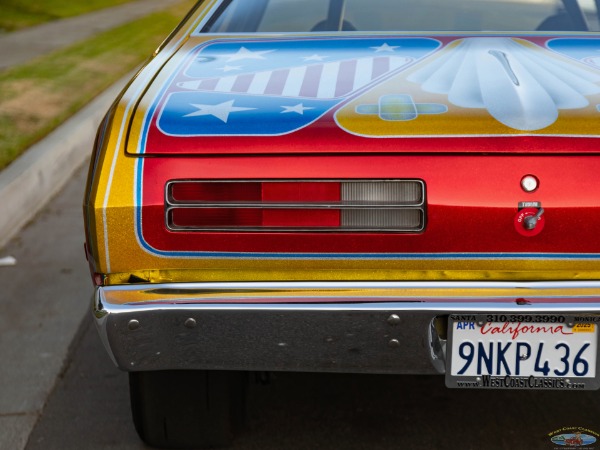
[24,315,600,450]
[9,166,599,450]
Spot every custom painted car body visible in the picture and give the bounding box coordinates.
[85,0,600,445]
[86,0,600,400]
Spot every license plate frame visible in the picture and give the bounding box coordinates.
[445,314,600,390]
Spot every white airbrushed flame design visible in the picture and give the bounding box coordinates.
[407,38,600,131]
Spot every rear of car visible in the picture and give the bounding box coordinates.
[84,0,600,447]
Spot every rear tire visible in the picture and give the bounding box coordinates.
[129,370,247,449]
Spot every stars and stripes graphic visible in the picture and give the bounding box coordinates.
[154,38,441,137]
[547,38,600,64]
[177,56,411,99]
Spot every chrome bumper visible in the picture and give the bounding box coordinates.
[94,281,600,373]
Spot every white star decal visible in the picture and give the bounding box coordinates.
[302,54,328,62]
[222,46,274,62]
[371,43,400,53]
[217,65,242,72]
[281,104,314,115]
[184,100,256,123]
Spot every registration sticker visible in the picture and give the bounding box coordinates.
[445,315,600,390]
[573,323,596,333]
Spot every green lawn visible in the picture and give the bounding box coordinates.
[0,0,136,32]
[0,0,196,170]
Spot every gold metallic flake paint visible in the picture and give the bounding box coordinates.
[103,267,600,286]
[97,282,600,305]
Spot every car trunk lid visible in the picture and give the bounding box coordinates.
[126,33,600,155]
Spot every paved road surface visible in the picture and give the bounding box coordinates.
[0,162,93,449]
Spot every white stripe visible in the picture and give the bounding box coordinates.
[177,80,202,90]
[317,62,341,98]
[282,66,307,97]
[215,75,237,92]
[246,71,272,94]
[389,56,409,70]
[353,58,375,91]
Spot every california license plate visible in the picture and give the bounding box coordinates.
[446,314,600,390]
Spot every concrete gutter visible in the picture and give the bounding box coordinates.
[0,73,133,251]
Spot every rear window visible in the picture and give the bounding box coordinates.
[202,0,600,33]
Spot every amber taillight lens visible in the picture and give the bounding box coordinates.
[166,180,425,232]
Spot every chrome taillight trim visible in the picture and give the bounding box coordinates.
[165,179,426,232]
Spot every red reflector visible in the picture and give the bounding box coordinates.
[93,273,105,286]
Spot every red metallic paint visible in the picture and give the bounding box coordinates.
[138,109,600,155]
[138,153,600,255]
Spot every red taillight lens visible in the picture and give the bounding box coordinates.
[171,208,341,228]
[171,208,263,228]
[262,182,340,202]
[166,180,425,232]
[170,181,340,203]
[263,209,340,227]
[170,182,262,202]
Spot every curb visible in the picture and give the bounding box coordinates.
[0,73,133,251]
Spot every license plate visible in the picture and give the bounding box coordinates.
[446,315,600,390]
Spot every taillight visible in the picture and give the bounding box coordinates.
[166,180,425,232]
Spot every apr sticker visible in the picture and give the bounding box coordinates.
[549,427,599,448]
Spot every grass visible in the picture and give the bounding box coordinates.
[0,0,135,32]
[0,0,196,171]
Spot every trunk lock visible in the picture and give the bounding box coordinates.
[514,201,545,237]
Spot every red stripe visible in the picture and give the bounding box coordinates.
[265,69,290,95]
[300,65,324,98]
[231,73,255,93]
[371,57,390,79]
[335,60,357,97]
[200,79,219,90]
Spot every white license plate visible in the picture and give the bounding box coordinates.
[446,315,600,390]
